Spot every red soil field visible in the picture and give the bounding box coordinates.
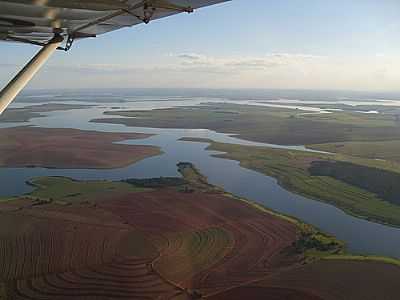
[7,257,182,300]
[0,127,161,168]
[1,177,400,299]
[207,286,323,300]
[253,259,400,300]
[67,189,303,296]
[0,182,302,299]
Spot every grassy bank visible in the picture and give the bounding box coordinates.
[181,137,400,228]
[229,193,345,259]
[324,254,400,267]
[215,165,400,267]
[309,140,400,163]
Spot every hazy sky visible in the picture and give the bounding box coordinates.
[1,0,400,91]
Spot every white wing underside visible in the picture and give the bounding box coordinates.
[0,0,229,46]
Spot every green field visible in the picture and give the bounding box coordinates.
[309,161,400,205]
[92,103,400,145]
[309,140,400,162]
[182,138,400,227]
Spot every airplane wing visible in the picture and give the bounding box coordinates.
[0,0,229,47]
[0,0,230,114]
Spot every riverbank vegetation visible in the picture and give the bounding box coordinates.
[181,138,400,227]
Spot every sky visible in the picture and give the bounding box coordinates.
[1,0,400,91]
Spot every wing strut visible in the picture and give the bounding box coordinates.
[0,35,63,115]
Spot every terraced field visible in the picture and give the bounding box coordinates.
[1,163,399,299]
[7,257,181,300]
[155,227,234,287]
[99,187,303,296]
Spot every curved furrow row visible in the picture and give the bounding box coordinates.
[0,225,144,282]
[243,219,294,263]
[58,271,158,286]
[155,227,233,289]
[8,256,180,300]
[193,218,297,295]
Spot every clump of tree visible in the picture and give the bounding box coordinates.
[124,177,187,188]
[32,197,53,206]
[294,232,341,253]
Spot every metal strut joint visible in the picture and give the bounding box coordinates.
[57,35,75,51]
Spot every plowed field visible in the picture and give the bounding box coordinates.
[1,164,399,299]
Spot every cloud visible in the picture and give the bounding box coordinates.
[174,52,324,72]
[176,53,207,61]
[44,60,230,75]
[226,53,322,68]
[43,63,146,74]
[4,53,324,78]
[225,58,281,68]
[2,52,399,91]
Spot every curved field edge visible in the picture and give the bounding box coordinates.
[323,254,400,267]
[206,194,400,300]
[231,193,400,267]
[180,137,400,228]
[226,194,342,256]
